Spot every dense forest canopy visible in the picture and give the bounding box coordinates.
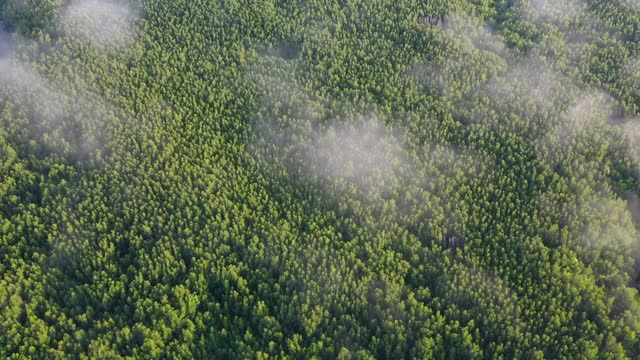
[1,0,640,358]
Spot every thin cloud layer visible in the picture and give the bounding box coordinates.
[617,120,640,177]
[486,57,573,115]
[0,22,13,57]
[61,0,137,49]
[0,59,66,123]
[307,116,408,196]
[522,0,585,22]
[536,92,614,168]
[0,56,124,161]
[443,13,507,56]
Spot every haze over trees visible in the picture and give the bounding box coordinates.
[1,0,640,358]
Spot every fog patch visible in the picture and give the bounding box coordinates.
[486,56,576,118]
[409,14,508,102]
[538,92,614,163]
[623,0,640,10]
[415,52,579,131]
[0,59,66,122]
[564,92,614,129]
[246,56,327,187]
[521,0,586,23]
[561,31,601,65]
[248,50,492,250]
[617,120,640,178]
[623,192,640,226]
[534,92,640,286]
[0,57,119,162]
[627,58,640,75]
[567,191,636,286]
[442,13,507,56]
[0,21,14,57]
[536,184,638,290]
[307,116,407,195]
[60,0,138,49]
[409,14,513,127]
[576,193,637,253]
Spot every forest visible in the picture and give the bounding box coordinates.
[1,0,640,358]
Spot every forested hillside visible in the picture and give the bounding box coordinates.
[1,0,640,358]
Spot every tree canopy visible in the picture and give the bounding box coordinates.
[1,0,640,358]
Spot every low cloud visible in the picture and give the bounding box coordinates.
[0,22,13,57]
[60,0,138,49]
[0,59,66,123]
[521,0,586,23]
[537,91,614,166]
[616,119,640,179]
[0,56,124,161]
[624,0,640,10]
[410,14,508,108]
[485,56,576,118]
[307,116,408,196]
[627,58,640,75]
[487,59,557,106]
[443,13,507,56]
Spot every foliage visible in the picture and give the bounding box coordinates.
[1,0,640,358]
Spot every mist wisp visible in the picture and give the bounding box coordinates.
[61,0,138,49]
[0,59,66,123]
[0,21,14,57]
[522,0,585,23]
[308,116,406,189]
[443,13,507,57]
